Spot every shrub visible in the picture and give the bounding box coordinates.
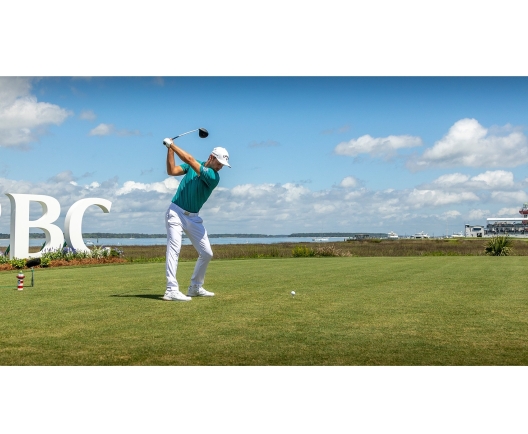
[36,245,121,266]
[485,236,513,256]
[314,246,340,257]
[10,258,26,269]
[88,247,109,259]
[109,248,123,257]
[41,248,65,261]
[292,246,315,257]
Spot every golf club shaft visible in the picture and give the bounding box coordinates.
[172,129,199,140]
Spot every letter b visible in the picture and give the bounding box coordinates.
[6,194,64,259]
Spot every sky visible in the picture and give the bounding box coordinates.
[1,76,528,236]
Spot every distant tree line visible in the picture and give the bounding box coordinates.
[0,232,389,239]
[208,234,285,238]
[82,233,167,238]
[289,233,387,238]
[0,233,167,239]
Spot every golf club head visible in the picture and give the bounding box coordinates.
[198,128,209,138]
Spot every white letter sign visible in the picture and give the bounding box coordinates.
[4,194,112,259]
[65,198,112,253]
[7,194,64,260]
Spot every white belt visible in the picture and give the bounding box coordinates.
[173,202,199,217]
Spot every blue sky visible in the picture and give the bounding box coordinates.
[1,76,528,236]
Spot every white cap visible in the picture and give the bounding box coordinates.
[211,147,231,168]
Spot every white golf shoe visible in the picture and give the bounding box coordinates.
[162,290,192,302]
[187,285,215,297]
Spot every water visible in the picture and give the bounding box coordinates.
[0,236,348,248]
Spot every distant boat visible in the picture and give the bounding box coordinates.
[85,240,95,247]
[411,231,429,239]
[452,231,464,238]
[387,231,399,239]
[312,237,329,242]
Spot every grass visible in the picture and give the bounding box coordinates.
[1,256,528,365]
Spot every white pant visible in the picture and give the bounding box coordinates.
[165,202,213,291]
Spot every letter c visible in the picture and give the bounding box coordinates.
[64,198,112,253]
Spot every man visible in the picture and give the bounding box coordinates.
[161,137,231,302]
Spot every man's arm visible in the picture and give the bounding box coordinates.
[165,140,202,176]
[166,148,186,176]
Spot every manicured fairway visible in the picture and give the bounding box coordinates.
[1,257,527,365]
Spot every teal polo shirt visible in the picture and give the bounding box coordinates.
[171,160,220,213]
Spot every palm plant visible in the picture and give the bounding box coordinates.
[484,235,513,256]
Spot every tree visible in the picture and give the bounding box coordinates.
[484,236,513,256]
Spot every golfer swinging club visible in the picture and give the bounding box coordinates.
[161,137,230,301]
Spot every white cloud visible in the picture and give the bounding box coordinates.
[344,190,366,200]
[231,184,276,198]
[281,183,311,202]
[487,123,525,136]
[229,183,311,206]
[431,173,470,187]
[204,182,483,234]
[79,110,96,121]
[497,207,520,217]
[334,134,422,158]
[314,204,336,214]
[427,170,517,192]
[340,176,359,188]
[468,209,490,220]
[407,189,480,207]
[409,118,528,169]
[89,123,141,137]
[441,210,462,220]
[86,182,100,190]
[0,169,525,236]
[48,170,76,183]
[0,77,73,148]
[376,198,400,215]
[0,77,32,106]
[89,123,114,136]
[470,170,514,189]
[491,190,528,203]
[116,178,179,196]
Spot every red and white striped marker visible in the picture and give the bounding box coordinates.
[17,273,25,291]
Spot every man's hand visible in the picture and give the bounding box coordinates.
[163,138,174,149]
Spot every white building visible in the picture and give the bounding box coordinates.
[465,203,528,238]
[464,224,485,237]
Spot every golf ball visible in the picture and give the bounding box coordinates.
[291,291,296,296]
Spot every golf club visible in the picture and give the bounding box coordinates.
[172,128,209,140]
